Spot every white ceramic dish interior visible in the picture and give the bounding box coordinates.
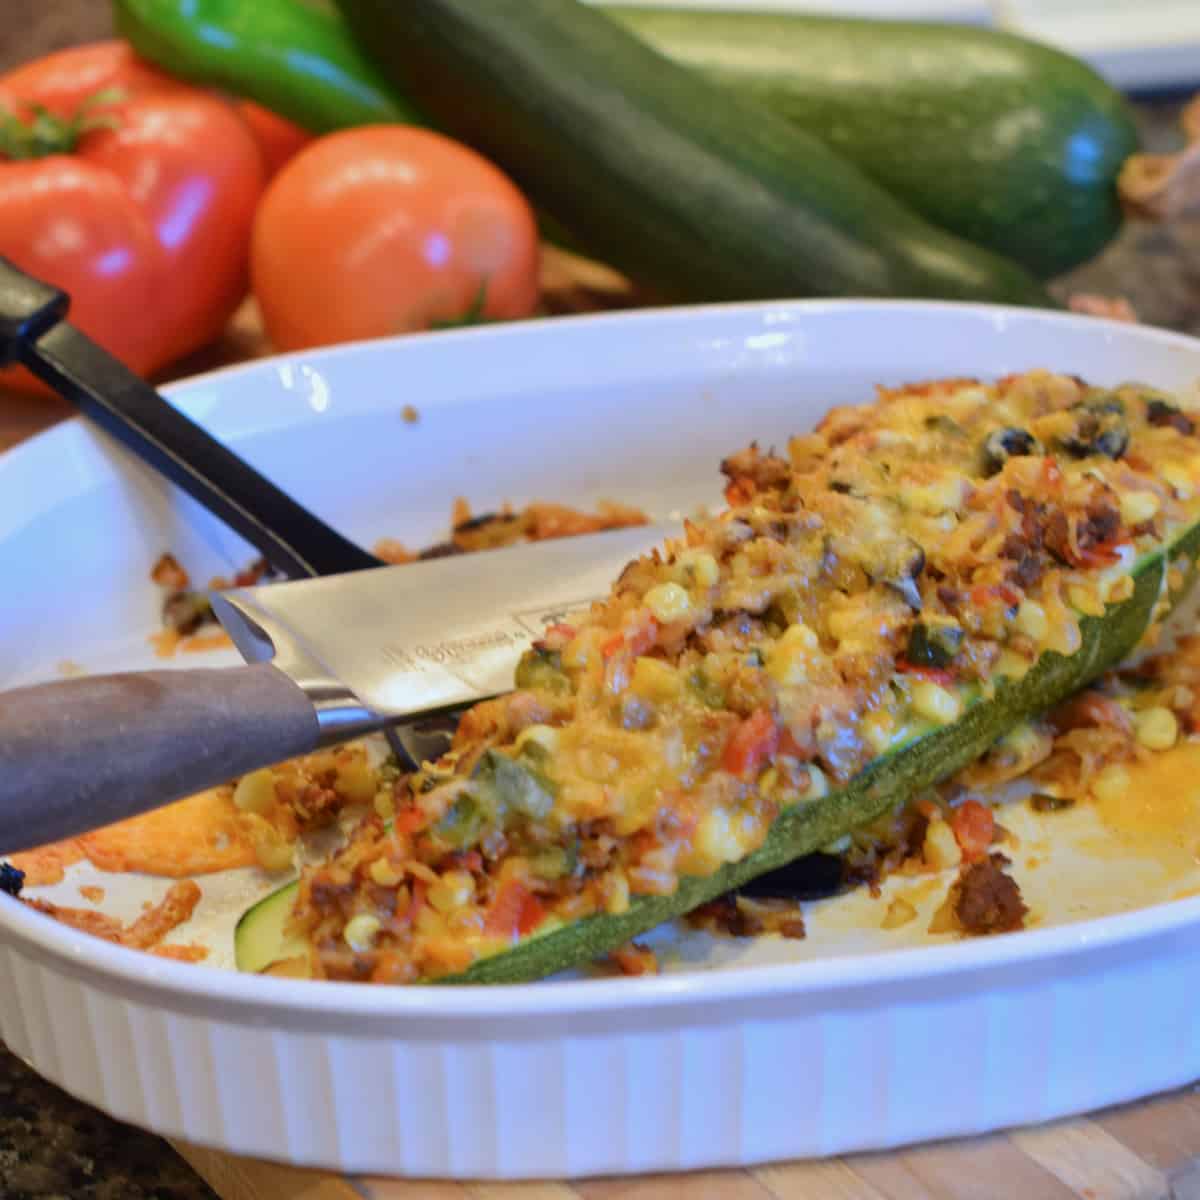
[4,301,1200,1179]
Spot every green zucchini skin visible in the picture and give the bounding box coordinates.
[612,10,1139,280]
[334,0,1053,308]
[235,521,1200,985]
[234,875,305,973]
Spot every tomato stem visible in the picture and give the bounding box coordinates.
[430,280,492,330]
[0,88,124,161]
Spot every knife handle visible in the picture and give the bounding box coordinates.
[0,665,321,855]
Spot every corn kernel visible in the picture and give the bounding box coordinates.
[1119,490,1161,526]
[643,582,692,624]
[696,808,746,865]
[605,872,630,916]
[1091,763,1130,804]
[767,622,821,686]
[826,604,860,644]
[630,657,682,703]
[332,758,375,805]
[1102,575,1135,604]
[1135,706,1178,751]
[860,709,896,756]
[369,858,403,887]
[910,679,962,726]
[562,627,605,671]
[343,913,382,952]
[804,765,829,799]
[1161,462,1193,499]
[1014,599,1049,642]
[1068,584,1105,617]
[994,649,1032,681]
[515,723,561,755]
[923,818,961,871]
[243,814,294,872]
[1046,615,1082,657]
[677,549,719,589]
[233,768,276,815]
[427,870,475,914]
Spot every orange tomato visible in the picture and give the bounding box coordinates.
[250,126,541,351]
[0,41,265,393]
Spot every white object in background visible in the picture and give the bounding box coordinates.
[997,0,1200,92]
[594,0,993,22]
[5,302,1200,1178]
[595,0,1200,92]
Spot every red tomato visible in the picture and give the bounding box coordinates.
[250,126,541,351]
[0,42,264,393]
[895,661,956,685]
[484,879,544,943]
[950,799,995,862]
[723,709,779,779]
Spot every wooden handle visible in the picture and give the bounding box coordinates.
[0,664,321,855]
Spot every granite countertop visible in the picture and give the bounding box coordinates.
[3,9,1200,1200]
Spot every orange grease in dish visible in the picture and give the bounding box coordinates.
[1089,742,1200,878]
[79,789,255,877]
[10,840,85,886]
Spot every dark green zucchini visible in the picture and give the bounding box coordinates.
[236,517,1200,983]
[334,0,1053,308]
[612,10,1139,279]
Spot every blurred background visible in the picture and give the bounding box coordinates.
[2,1,113,65]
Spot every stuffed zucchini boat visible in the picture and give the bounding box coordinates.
[238,371,1200,984]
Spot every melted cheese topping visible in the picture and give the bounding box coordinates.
[291,371,1200,983]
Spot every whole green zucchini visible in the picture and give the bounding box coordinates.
[334,0,1053,307]
[237,516,1200,982]
[613,9,1139,279]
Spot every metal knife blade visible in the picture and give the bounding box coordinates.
[213,520,681,722]
[0,522,680,852]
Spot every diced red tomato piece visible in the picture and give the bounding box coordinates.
[1073,541,1124,568]
[484,880,544,942]
[405,878,428,922]
[601,632,625,659]
[722,708,779,778]
[601,616,659,660]
[611,942,658,976]
[895,661,955,685]
[625,618,659,656]
[951,800,995,862]
[777,726,810,760]
[392,807,426,835]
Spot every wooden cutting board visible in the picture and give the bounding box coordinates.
[6,247,1200,1199]
[171,1087,1200,1200]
